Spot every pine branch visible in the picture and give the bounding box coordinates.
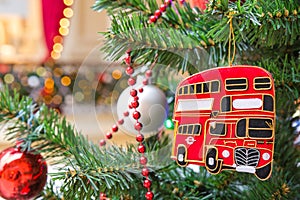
[0,87,172,199]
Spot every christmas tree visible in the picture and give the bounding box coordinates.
[0,0,300,199]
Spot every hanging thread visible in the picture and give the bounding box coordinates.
[227,12,236,66]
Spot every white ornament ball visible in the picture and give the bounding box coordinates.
[117,85,168,136]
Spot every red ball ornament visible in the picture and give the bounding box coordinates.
[138,88,144,93]
[132,111,141,120]
[134,122,143,131]
[136,134,144,142]
[145,191,154,200]
[0,147,47,200]
[106,132,113,139]
[141,167,149,176]
[140,156,148,165]
[130,89,138,97]
[138,144,146,153]
[111,124,118,132]
[143,179,152,188]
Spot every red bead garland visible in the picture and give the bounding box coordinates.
[100,50,154,199]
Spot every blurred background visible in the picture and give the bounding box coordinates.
[0,0,136,149]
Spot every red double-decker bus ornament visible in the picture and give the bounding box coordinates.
[171,65,275,180]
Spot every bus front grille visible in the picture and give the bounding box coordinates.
[234,148,260,167]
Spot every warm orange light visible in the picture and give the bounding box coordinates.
[53,43,63,53]
[51,51,61,59]
[53,35,63,43]
[61,76,71,86]
[63,8,74,18]
[44,78,55,89]
[59,27,69,36]
[112,69,122,80]
[60,18,70,28]
[63,0,74,6]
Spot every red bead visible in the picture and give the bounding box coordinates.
[134,96,139,101]
[164,0,172,6]
[139,88,144,93]
[128,104,133,109]
[130,89,138,97]
[160,4,167,12]
[0,147,47,200]
[99,139,106,147]
[126,48,131,54]
[118,119,124,125]
[140,156,148,165]
[111,124,118,132]
[100,192,106,200]
[145,70,152,78]
[135,122,143,131]
[154,10,162,18]
[143,179,152,188]
[143,78,149,85]
[132,111,141,120]
[126,67,134,75]
[145,191,154,200]
[138,144,146,153]
[149,15,157,23]
[142,167,149,176]
[125,55,131,65]
[136,134,144,142]
[106,132,113,139]
[131,100,139,108]
[123,111,129,117]
[128,77,136,86]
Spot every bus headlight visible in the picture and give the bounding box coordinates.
[222,150,230,158]
[262,152,270,160]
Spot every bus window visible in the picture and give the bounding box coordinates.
[203,82,210,93]
[211,80,220,92]
[263,95,274,111]
[254,77,271,90]
[236,119,246,137]
[210,123,226,135]
[196,83,202,94]
[182,125,187,134]
[248,119,273,138]
[178,87,183,95]
[188,125,193,133]
[183,86,189,94]
[225,78,247,91]
[194,125,201,134]
[190,85,195,94]
[178,126,183,133]
[221,96,231,112]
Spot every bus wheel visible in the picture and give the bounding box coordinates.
[205,148,222,174]
[177,147,187,166]
[255,163,272,180]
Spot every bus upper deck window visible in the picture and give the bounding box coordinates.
[254,77,272,90]
[211,80,220,92]
[225,78,248,91]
